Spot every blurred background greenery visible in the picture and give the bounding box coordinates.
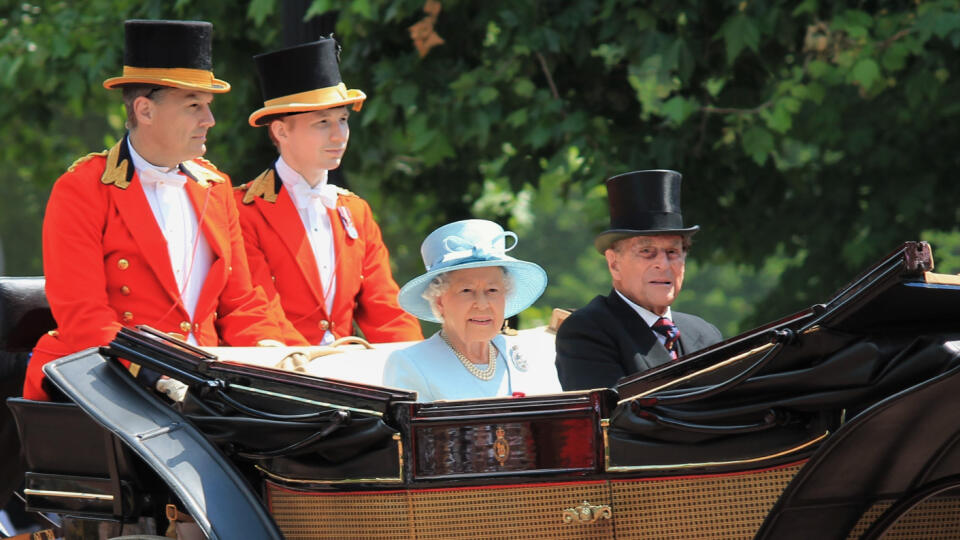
[2,0,959,338]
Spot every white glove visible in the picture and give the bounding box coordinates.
[156,377,188,402]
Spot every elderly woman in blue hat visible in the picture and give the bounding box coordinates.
[383,220,562,401]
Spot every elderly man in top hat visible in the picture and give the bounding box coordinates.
[236,38,422,345]
[554,170,723,391]
[23,20,299,402]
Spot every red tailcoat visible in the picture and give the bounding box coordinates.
[24,137,294,401]
[235,167,423,345]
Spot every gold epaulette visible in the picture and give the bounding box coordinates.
[195,156,220,170]
[182,159,226,187]
[241,169,279,204]
[333,185,360,199]
[67,151,108,173]
[100,140,130,189]
[333,185,357,198]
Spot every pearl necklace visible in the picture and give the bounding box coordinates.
[439,331,497,381]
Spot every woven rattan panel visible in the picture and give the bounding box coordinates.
[609,464,802,539]
[408,482,612,539]
[268,481,613,539]
[268,485,411,540]
[847,496,960,539]
[268,466,805,539]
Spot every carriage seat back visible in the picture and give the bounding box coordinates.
[7,397,148,521]
[0,276,54,352]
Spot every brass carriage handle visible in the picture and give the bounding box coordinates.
[562,501,612,524]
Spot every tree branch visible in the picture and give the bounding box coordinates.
[535,52,561,100]
[700,100,774,115]
[878,28,910,51]
[694,108,709,157]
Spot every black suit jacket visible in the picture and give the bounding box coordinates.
[555,290,723,391]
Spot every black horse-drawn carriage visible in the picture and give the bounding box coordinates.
[3,241,960,539]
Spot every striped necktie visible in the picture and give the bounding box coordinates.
[652,317,680,359]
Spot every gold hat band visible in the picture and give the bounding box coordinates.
[264,83,350,107]
[249,83,365,126]
[121,66,216,86]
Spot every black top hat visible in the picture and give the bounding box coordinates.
[103,20,230,93]
[248,38,366,127]
[594,170,700,253]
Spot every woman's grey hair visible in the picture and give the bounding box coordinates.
[422,267,515,323]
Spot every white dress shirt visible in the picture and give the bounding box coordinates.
[128,140,213,344]
[275,156,338,344]
[614,289,674,348]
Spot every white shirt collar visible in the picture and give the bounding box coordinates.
[127,137,181,175]
[276,156,328,191]
[276,157,340,209]
[614,288,673,327]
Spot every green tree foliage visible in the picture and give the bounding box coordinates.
[0,0,280,273]
[2,0,960,335]
[332,0,960,329]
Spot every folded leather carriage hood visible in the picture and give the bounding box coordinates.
[757,339,960,539]
[608,333,960,469]
[180,389,402,482]
[43,349,284,540]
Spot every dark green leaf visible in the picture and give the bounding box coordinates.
[247,0,275,26]
[718,13,760,64]
[850,58,881,89]
[742,125,774,165]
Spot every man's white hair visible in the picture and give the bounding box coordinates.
[422,267,515,323]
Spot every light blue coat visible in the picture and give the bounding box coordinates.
[383,332,562,402]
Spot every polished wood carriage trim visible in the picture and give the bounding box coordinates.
[267,478,610,497]
[924,271,960,285]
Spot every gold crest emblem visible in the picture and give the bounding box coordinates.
[493,427,510,466]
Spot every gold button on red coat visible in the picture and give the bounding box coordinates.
[180,321,192,333]
[120,285,131,296]
[122,311,134,322]
[319,320,330,331]
[117,258,130,270]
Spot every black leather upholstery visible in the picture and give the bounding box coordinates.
[0,276,53,352]
[7,399,111,474]
[1,277,51,509]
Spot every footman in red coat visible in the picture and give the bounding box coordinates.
[24,20,297,401]
[236,38,423,346]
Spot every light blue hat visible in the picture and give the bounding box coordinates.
[397,219,548,323]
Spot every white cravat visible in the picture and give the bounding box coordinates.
[129,140,213,344]
[276,157,338,344]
